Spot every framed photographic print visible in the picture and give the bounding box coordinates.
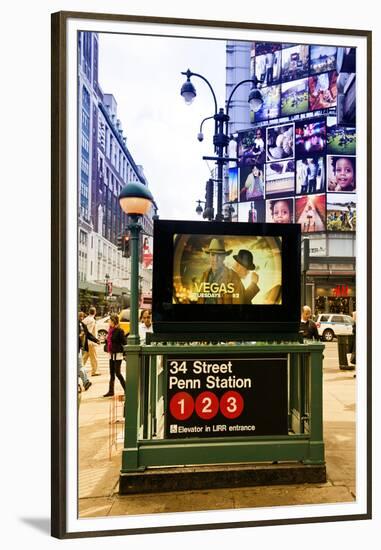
[51,10,372,539]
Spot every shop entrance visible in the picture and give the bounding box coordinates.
[315,295,356,315]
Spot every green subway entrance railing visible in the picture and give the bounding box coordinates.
[119,341,325,476]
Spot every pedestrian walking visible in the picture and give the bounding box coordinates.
[103,314,126,397]
[78,312,99,391]
[82,306,100,376]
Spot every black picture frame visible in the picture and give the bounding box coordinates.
[51,10,372,539]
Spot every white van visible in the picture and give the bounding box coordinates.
[315,313,354,341]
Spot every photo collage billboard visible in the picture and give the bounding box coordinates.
[228,42,356,233]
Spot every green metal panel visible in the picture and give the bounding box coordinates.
[122,347,143,471]
[303,349,325,464]
[149,355,157,437]
[136,439,311,468]
[139,342,324,356]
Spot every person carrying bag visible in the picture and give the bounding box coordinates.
[103,314,126,397]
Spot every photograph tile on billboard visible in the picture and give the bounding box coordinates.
[295,194,326,233]
[282,43,297,49]
[237,128,266,167]
[238,200,266,223]
[255,50,281,88]
[327,155,356,193]
[310,45,337,75]
[223,201,239,222]
[296,157,325,195]
[336,72,356,126]
[265,197,295,224]
[309,71,338,111]
[240,164,265,202]
[252,85,281,122]
[254,41,281,56]
[281,78,309,116]
[295,118,326,156]
[337,46,356,74]
[266,123,294,162]
[281,45,309,82]
[265,160,295,199]
[336,49,356,126]
[326,116,356,155]
[228,167,239,203]
[336,47,356,126]
[326,193,356,232]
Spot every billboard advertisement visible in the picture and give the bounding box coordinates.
[233,42,357,234]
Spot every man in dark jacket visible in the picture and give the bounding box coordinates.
[299,305,319,340]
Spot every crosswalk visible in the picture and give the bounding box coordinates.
[96,347,110,373]
[87,347,128,375]
[81,347,111,376]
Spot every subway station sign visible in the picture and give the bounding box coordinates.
[165,354,288,439]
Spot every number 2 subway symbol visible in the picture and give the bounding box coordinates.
[195,392,219,419]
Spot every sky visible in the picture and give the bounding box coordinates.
[98,33,227,221]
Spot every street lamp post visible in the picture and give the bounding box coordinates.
[104,272,110,295]
[180,68,263,221]
[118,181,155,345]
[195,199,204,216]
[104,273,111,315]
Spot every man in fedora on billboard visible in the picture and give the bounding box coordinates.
[197,238,245,304]
[232,249,260,304]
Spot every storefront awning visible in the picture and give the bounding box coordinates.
[79,280,129,297]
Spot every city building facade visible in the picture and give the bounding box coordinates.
[78,31,154,314]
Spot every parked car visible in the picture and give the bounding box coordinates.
[96,309,130,343]
[95,316,110,343]
[315,313,354,342]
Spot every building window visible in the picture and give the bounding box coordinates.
[79,229,88,246]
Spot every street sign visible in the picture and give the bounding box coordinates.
[165,354,288,438]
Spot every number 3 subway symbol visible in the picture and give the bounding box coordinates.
[220,391,244,419]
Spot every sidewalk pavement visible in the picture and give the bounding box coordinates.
[78,342,356,518]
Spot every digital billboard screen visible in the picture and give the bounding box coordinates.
[172,233,282,305]
[152,220,301,337]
